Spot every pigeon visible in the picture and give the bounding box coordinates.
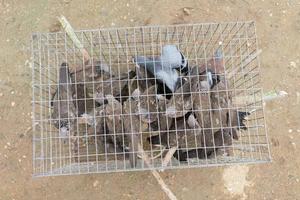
[52,63,76,138]
[148,116,203,152]
[210,74,249,139]
[104,95,126,153]
[134,45,188,93]
[165,80,193,118]
[136,85,158,123]
[149,94,172,133]
[72,83,94,116]
[71,60,111,83]
[94,70,136,105]
[123,97,149,168]
[160,45,188,72]
[189,49,223,90]
[173,128,233,161]
[134,61,155,92]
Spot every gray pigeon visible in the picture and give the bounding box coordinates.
[160,45,188,71]
[134,45,188,93]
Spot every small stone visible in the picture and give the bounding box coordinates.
[269,13,273,17]
[126,3,130,7]
[123,16,127,20]
[7,142,11,146]
[11,101,15,107]
[183,7,191,16]
[297,130,300,133]
[4,145,7,149]
[130,19,134,22]
[290,61,297,68]
[18,159,22,162]
[296,179,299,182]
[22,155,26,158]
[288,129,293,133]
[111,22,115,26]
[93,180,99,187]
[291,142,296,149]
[6,39,10,42]
[0,93,3,97]
[11,91,15,94]
[282,10,287,13]
[218,41,223,45]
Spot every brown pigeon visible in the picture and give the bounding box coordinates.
[94,70,135,105]
[123,97,149,168]
[52,63,76,138]
[104,95,125,152]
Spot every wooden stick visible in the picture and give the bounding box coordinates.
[58,15,91,68]
[138,144,178,200]
[233,90,288,105]
[162,147,178,168]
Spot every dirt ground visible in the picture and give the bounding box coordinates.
[0,0,300,199]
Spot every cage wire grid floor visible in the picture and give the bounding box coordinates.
[31,21,271,177]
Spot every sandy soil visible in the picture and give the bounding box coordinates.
[0,0,300,199]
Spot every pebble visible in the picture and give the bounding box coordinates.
[290,61,297,68]
[130,19,134,22]
[22,155,26,158]
[183,7,191,16]
[297,130,300,133]
[111,22,115,26]
[11,101,15,107]
[0,93,3,97]
[218,41,223,45]
[93,180,99,187]
[269,13,273,17]
[126,3,130,7]
[288,129,293,133]
[7,142,11,146]
[18,159,22,163]
[11,91,15,94]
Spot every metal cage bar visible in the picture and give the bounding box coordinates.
[31,21,270,177]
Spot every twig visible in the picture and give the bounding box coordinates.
[233,90,288,105]
[137,146,166,160]
[263,90,288,102]
[58,15,91,68]
[162,147,177,168]
[138,144,178,200]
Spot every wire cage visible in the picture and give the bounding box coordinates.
[31,21,271,177]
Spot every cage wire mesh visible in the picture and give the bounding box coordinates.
[31,21,271,177]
